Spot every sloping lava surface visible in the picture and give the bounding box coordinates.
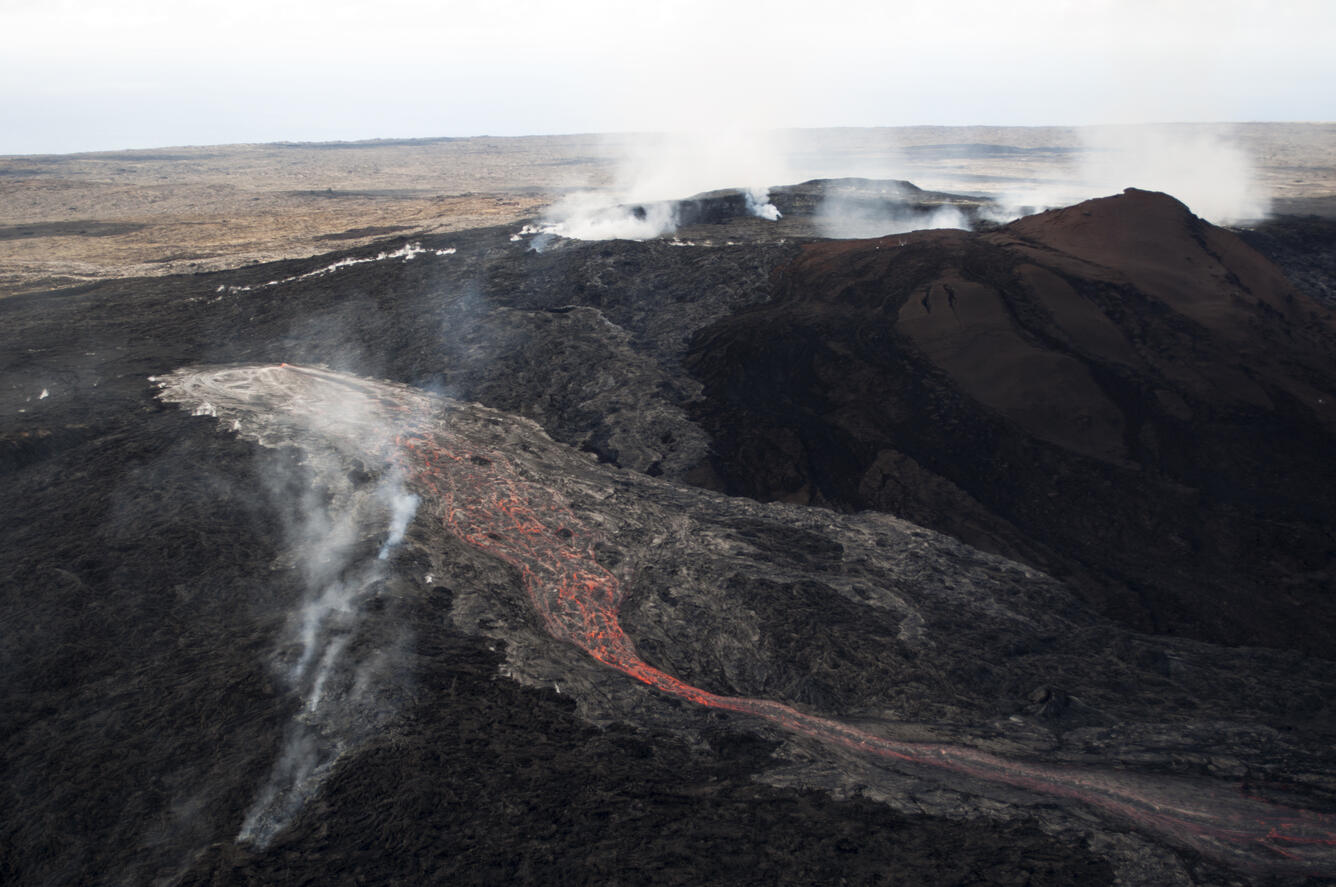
[687,189,1336,651]
[153,364,1336,880]
[3,187,1336,886]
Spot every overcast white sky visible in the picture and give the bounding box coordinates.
[2,0,1332,155]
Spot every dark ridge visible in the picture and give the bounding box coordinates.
[687,188,1336,652]
[314,225,414,241]
[0,221,147,240]
[900,143,1084,158]
[591,179,987,238]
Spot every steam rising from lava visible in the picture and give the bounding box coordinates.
[156,365,1336,876]
[815,186,968,238]
[530,124,1267,243]
[985,126,1270,225]
[530,128,786,241]
[155,367,419,847]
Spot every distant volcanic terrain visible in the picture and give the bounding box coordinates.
[2,180,1335,886]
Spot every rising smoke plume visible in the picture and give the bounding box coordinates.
[533,124,1270,243]
[237,458,419,848]
[986,125,1270,225]
[154,365,423,849]
[815,186,968,238]
[529,127,789,242]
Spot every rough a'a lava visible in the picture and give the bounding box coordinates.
[158,363,1336,877]
[7,178,1336,886]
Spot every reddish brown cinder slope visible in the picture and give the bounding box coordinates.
[687,189,1336,650]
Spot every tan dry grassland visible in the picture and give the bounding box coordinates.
[2,124,1333,298]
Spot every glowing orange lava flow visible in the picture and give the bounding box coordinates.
[157,364,1336,876]
[392,425,1336,876]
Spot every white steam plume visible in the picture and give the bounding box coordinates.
[535,192,680,242]
[378,472,420,560]
[745,187,782,221]
[816,188,967,239]
[987,125,1269,225]
[155,365,430,847]
[528,127,791,242]
[235,426,419,847]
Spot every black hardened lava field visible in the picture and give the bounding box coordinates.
[3,182,1336,886]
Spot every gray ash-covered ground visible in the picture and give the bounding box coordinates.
[2,180,1335,885]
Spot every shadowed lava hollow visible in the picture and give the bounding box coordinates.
[2,181,1335,886]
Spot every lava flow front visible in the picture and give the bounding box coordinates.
[157,364,1336,877]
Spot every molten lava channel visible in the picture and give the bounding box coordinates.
[159,364,1336,876]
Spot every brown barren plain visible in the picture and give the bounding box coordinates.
[1,123,1333,298]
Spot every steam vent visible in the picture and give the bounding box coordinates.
[5,179,1336,886]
